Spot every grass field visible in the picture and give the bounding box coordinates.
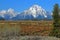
[0,20,53,36]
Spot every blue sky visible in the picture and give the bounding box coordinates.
[0,0,60,12]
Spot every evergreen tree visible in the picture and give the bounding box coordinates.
[51,4,60,38]
[53,4,60,27]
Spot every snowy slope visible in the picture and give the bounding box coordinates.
[22,5,47,18]
[0,8,18,20]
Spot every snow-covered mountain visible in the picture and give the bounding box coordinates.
[27,5,47,18]
[12,5,52,20]
[0,5,52,20]
[0,8,18,20]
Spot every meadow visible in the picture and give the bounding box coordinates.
[0,20,53,36]
[0,21,60,40]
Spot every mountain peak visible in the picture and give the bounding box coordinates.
[27,4,47,18]
[29,4,42,11]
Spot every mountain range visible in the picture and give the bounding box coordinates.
[0,5,52,20]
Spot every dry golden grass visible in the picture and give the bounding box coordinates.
[0,20,53,36]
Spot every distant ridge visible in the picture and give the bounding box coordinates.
[0,5,52,20]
